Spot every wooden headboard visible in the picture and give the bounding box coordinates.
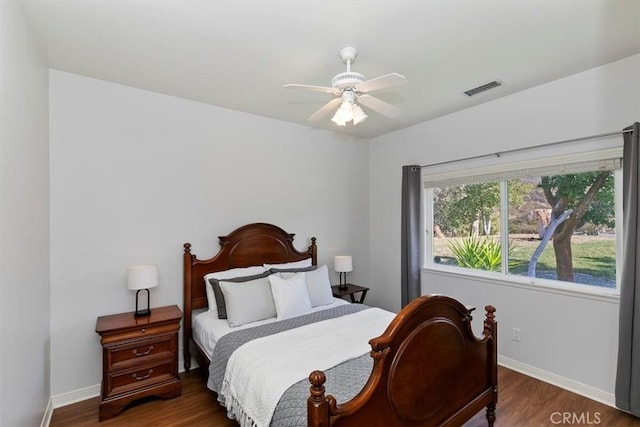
[182,222,317,370]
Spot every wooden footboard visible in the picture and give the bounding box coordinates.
[308,295,497,427]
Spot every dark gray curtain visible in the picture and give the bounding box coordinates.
[616,122,640,415]
[401,165,421,307]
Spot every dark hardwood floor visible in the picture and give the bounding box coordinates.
[50,367,639,426]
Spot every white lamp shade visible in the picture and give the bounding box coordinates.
[331,101,352,126]
[334,256,353,273]
[352,104,368,125]
[127,264,159,290]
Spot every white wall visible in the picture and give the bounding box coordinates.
[0,1,50,426]
[49,70,370,396]
[368,54,640,399]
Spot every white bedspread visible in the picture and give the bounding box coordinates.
[219,307,395,427]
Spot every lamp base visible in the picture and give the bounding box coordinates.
[134,308,151,317]
[134,289,152,317]
[338,272,348,290]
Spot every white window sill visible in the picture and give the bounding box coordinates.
[422,264,620,304]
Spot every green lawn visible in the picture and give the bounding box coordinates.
[509,237,616,279]
[434,235,616,285]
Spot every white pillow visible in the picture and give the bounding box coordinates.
[219,276,277,327]
[269,273,313,320]
[263,258,312,270]
[281,264,334,307]
[203,266,269,315]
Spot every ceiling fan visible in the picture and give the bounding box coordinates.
[283,47,407,126]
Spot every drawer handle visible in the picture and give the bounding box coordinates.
[132,369,153,381]
[132,345,154,357]
[140,328,146,333]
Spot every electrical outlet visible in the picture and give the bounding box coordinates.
[512,328,521,342]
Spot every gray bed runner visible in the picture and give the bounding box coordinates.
[208,304,373,426]
[271,352,372,427]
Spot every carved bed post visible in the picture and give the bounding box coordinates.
[309,237,318,266]
[308,370,329,427]
[183,243,193,372]
[484,305,498,427]
[483,305,496,336]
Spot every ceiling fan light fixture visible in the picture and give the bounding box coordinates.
[331,101,352,126]
[352,104,367,125]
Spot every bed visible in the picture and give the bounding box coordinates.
[183,222,498,426]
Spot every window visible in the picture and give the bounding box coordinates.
[423,141,623,294]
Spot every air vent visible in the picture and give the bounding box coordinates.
[464,80,502,97]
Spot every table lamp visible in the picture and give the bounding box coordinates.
[334,256,353,290]
[127,264,158,317]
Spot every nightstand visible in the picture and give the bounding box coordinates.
[95,304,182,421]
[331,283,369,304]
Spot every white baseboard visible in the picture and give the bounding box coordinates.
[40,398,53,427]
[498,355,615,408]
[188,355,200,370]
[51,383,101,409]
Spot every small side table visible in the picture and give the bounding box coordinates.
[95,305,182,421]
[331,283,369,304]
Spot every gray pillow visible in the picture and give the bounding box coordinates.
[269,265,317,274]
[208,271,272,319]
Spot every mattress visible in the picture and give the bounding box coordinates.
[192,297,349,360]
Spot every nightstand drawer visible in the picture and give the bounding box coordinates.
[107,335,176,370]
[100,322,179,345]
[105,360,176,398]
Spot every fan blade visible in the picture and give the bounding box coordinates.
[355,73,407,93]
[308,98,342,122]
[283,84,340,95]
[358,94,402,119]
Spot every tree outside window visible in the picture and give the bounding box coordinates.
[431,169,617,289]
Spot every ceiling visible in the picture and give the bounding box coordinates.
[22,0,640,139]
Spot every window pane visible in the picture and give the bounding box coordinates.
[432,182,502,272]
[507,171,616,288]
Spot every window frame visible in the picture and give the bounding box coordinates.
[421,140,623,300]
